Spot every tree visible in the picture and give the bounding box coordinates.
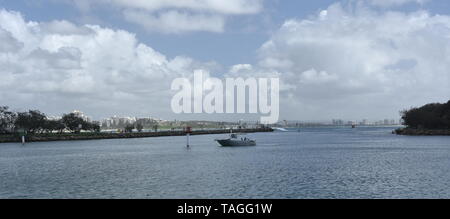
[90,122,101,133]
[125,124,134,133]
[61,113,102,133]
[43,119,66,134]
[0,106,16,134]
[82,121,101,133]
[136,123,144,132]
[62,113,85,133]
[14,110,46,134]
[401,100,450,129]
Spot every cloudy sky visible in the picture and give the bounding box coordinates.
[0,0,449,122]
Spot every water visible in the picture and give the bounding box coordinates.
[1,127,450,199]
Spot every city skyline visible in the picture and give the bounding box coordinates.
[43,109,402,127]
[31,108,402,128]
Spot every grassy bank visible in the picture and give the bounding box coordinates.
[395,128,450,136]
[0,128,274,143]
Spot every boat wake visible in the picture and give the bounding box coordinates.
[273,128,289,132]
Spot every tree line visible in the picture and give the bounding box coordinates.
[0,106,100,135]
[401,100,450,129]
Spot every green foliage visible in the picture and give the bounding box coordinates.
[83,121,101,133]
[62,113,85,133]
[1,106,102,135]
[0,106,16,134]
[124,124,134,133]
[14,110,46,134]
[62,113,100,133]
[401,100,450,129]
[136,123,144,132]
[43,119,66,134]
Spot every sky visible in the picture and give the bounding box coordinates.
[0,0,449,122]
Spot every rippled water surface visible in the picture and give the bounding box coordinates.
[1,127,450,199]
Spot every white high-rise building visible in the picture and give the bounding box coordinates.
[72,110,92,122]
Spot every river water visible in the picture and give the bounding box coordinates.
[1,127,450,199]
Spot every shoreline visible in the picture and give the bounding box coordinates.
[0,128,273,144]
[395,128,450,136]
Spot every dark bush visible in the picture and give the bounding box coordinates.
[401,100,450,129]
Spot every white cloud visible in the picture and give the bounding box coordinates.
[257,2,450,120]
[2,0,450,122]
[229,64,253,74]
[108,0,262,15]
[0,27,23,52]
[67,0,263,33]
[0,9,211,118]
[123,10,225,34]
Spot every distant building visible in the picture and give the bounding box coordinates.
[101,116,154,129]
[72,110,92,122]
[332,119,344,126]
[46,116,62,121]
[359,119,369,126]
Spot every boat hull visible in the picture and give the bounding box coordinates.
[216,139,256,147]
